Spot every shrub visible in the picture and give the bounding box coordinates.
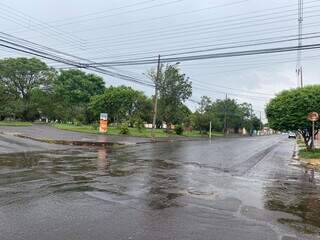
[135,118,144,132]
[175,125,184,135]
[118,123,129,135]
[91,122,99,130]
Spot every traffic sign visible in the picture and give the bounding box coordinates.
[308,112,319,122]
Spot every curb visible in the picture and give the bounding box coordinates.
[0,132,126,147]
[0,131,207,147]
[293,143,299,160]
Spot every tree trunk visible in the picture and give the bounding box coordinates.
[299,128,318,151]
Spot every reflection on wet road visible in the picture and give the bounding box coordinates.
[0,135,319,240]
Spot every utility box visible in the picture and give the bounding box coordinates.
[99,113,108,133]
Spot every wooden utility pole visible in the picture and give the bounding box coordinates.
[151,55,161,138]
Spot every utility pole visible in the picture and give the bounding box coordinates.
[224,93,228,136]
[259,111,263,133]
[151,55,161,139]
[250,105,253,136]
[209,121,212,139]
[296,0,304,88]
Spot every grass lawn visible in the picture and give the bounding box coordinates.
[299,148,320,159]
[53,123,208,138]
[0,121,32,127]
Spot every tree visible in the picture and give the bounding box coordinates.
[266,85,320,149]
[89,86,152,124]
[193,96,220,133]
[0,83,18,120]
[193,95,261,134]
[53,69,105,123]
[0,58,54,120]
[148,64,192,129]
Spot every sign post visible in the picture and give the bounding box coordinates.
[307,112,319,150]
[99,113,108,133]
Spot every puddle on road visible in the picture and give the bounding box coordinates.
[0,145,320,237]
[264,169,320,235]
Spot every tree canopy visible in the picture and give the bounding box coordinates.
[53,69,105,122]
[194,96,261,134]
[89,86,152,124]
[0,57,54,120]
[148,64,192,128]
[266,85,320,149]
[0,57,261,137]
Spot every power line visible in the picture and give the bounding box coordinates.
[43,0,319,52]
[37,0,317,42]
[88,43,320,67]
[0,31,317,105]
[76,6,320,48]
[0,35,274,102]
[0,34,156,88]
[190,78,274,96]
[46,0,160,24]
[9,0,248,35]
[59,20,320,61]
[0,2,85,47]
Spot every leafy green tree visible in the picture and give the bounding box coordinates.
[193,96,261,134]
[251,116,263,131]
[53,69,105,123]
[193,96,220,133]
[0,57,54,120]
[89,86,152,124]
[0,83,19,120]
[148,64,192,129]
[266,85,320,149]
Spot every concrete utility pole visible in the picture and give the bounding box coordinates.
[151,55,161,138]
[250,105,253,136]
[224,93,228,136]
[296,0,304,88]
[209,121,212,139]
[259,111,262,132]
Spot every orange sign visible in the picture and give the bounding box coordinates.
[308,112,319,122]
[99,113,108,133]
[99,120,108,133]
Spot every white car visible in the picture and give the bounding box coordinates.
[288,132,296,139]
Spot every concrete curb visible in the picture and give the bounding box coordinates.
[292,143,299,160]
[0,132,125,147]
[0,131,208,147]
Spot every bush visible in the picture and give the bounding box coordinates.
[175,125,184,135]
[135,118,144,132]
[91,122,99,130]
[118,123,129,135]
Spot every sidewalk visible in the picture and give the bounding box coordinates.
[0,124,206,146]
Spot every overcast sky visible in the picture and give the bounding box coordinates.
[1,0,320,121]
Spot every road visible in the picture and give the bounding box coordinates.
[0,134,319,240]
[0,132,66,154]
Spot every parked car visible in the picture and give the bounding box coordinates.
[288,132,296,139]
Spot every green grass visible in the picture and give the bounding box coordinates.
[299,148,320,159]
[53,123,208,138]
[0,121,32,127]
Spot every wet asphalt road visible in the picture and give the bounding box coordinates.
[0,133,66,154]
[0,135,319,240]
